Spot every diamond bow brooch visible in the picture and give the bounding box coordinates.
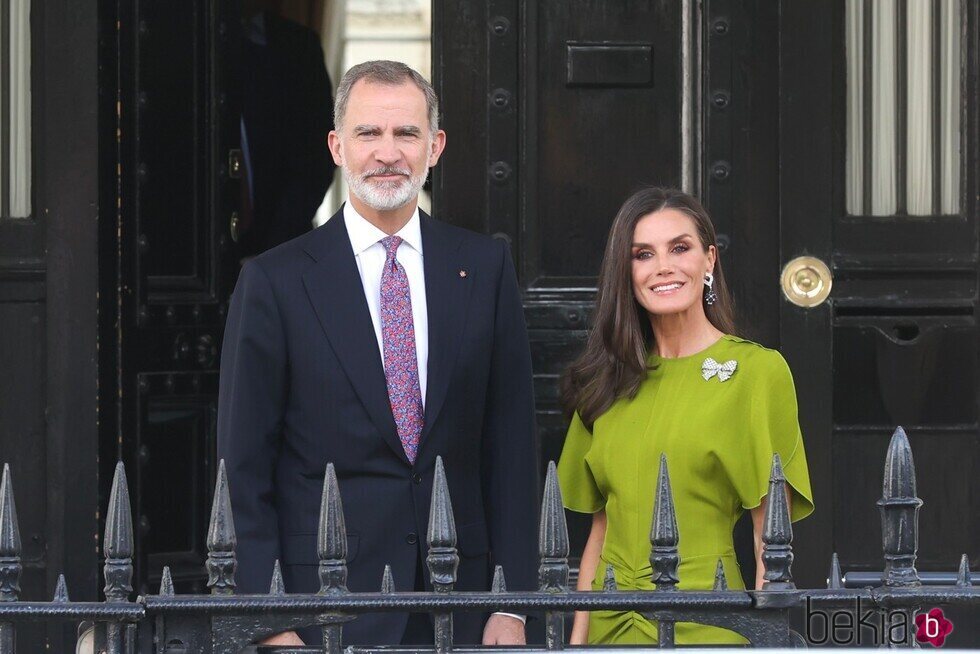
[702,357,738,382]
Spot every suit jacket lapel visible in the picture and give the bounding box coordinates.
[301,210,408,464]
[420,212,471,442]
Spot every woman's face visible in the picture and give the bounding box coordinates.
[630,208,716,318]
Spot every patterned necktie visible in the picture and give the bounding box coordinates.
[379,236,423,463]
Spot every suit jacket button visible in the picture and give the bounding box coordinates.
[412,473,422,484]
[406,533,418,545]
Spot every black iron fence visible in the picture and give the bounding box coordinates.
[0,426,977,652]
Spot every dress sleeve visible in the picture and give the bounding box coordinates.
[726,353,815,522]
[556,412,606,513]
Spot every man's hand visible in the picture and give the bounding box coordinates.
[482,614,526,645]
[260,630,305,646]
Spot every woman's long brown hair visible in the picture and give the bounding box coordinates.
[560,187,737,429]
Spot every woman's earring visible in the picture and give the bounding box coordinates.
[704,272,717,305]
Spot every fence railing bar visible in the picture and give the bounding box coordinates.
[138,591,758,614]
[845,569,977,587]
[0,604,145,619]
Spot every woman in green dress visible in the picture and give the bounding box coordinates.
[558,187,814,645]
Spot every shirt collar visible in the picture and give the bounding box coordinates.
[343,201,423,257]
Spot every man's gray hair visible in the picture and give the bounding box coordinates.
[334,60,440,135]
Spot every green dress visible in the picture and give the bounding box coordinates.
[557,335,814,645]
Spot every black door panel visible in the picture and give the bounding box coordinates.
[103,0,240,596]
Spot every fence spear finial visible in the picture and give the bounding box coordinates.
[492,565,507,594]
[318,463,348,594]
[762,454,795,590]
[0,464,22,602]
[650,454,679,591]
[159,566,174,596]
[317,463,350,653]
[269,559,285,596]
[104,461,134,602]
[426,456,459,590]
[206,459,237,594]
[603,564,618,592]
[381,565,395,594]
[538,461,569,650]
[538,461,570,591]
[427,456,459,654]
[878,426,922,587]
[53,574,69,602]
[827,553,843,589]
[712,559,728,591]
[957,554,971,588]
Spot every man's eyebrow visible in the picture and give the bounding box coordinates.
[352,124,381,134]
[394,125,423,136]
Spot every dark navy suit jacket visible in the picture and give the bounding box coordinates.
[217,207,539,645]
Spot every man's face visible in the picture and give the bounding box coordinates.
[328,80,446,212]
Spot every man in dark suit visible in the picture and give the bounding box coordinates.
[217,61,538,648]
[237,3,336,258]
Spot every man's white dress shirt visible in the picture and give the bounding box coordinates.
[344,202,428,406]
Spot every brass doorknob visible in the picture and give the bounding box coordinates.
[780,256,832,307]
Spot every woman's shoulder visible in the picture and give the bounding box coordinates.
[717,335,793,382]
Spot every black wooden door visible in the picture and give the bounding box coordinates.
[0,1,100,650]
[779,0,979,642]
[435,0,691,562]
[100,0,241,596]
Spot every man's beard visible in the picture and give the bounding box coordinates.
[343,162,429,212]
